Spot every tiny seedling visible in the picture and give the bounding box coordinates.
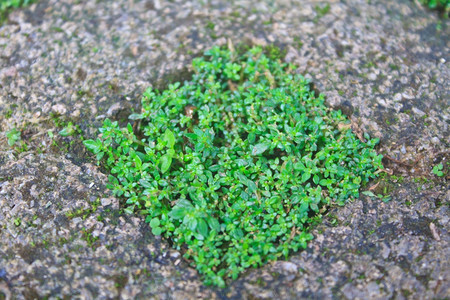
[432,163,444,177]
[362,190,391,203]
[6,128,20,146]
[58,122,77,136]
[5,127,28,152]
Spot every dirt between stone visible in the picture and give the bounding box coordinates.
[0,0,448,299]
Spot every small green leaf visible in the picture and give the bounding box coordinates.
[108,175,119,184]
[139,179,152,188]
[6,128,20,146]
[169,208,186,220]
[209,165,220,172]
[432,164,444,177]
[129,113,142,120]
[197,218,209,237]
[124,206,134,214]
[150,218,160,228]
[230,228,244,240]
[252,143,269,156]
[83,139,102,154]
[185,133,198,140]
[160,154,172,173]
[58,123,75,136]
[247,132,256,144]
[207,217,221,232]
[134,155,142,169]
[152,227,162,235]
[362,191,376,197]
[236,173,248,184]
[313,174,319,185]
[174,199,194,210]
[294,162,305,170]
[301,172,311,183]
[247,180,257,194]
[381,196,391,203]
[195,142,205,152]
[185,215,198,231]
[163,129,176,148]
[96,152,104,161]
[167,148,176,157]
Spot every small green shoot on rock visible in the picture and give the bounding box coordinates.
[432,163,444,177]
[6,128,20,146]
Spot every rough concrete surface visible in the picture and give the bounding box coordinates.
[0,0,448,299]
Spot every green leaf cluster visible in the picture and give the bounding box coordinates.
[84,46,383,287]
[432,163,444,177]
[6,127,20,146]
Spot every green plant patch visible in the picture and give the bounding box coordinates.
[84,46,383,287]
[419,0,449,15]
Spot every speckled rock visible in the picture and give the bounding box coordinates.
[0,0,448,299]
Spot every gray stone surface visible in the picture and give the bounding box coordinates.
[0,0,448,299]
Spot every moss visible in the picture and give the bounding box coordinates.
[81,227,99,249]
[401,289,413,297]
